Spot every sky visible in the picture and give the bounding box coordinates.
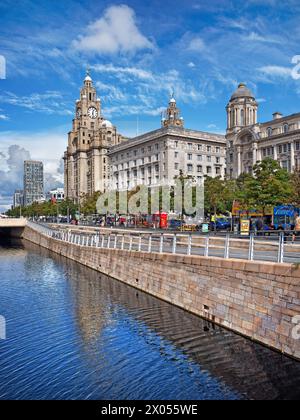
[1,0,300,211]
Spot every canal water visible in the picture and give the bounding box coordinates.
[1,239,300,400]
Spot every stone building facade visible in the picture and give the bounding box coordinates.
[226,83,300,178]
[108,97,226,191]
[64,71,127,202]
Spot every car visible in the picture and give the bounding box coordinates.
[210,218,231,231]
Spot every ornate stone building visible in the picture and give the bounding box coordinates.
[64,71,127,202]
[226,83,300,178]
[108,96,226,191]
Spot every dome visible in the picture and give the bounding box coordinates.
[230,83,255,100]
[84,75,92,82]
[170,97,176,104]
[102,120,113,128]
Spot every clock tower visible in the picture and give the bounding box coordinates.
[64,70,127,203]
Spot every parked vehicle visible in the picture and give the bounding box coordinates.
[210,218,231,231]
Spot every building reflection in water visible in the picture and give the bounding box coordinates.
[25,242,300,400]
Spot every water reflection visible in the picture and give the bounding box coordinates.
[0,240,300,400]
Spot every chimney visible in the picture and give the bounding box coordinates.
[273,112,283,120]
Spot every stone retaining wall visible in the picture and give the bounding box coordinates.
[23,225,300,360]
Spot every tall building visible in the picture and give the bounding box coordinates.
[23,161,44,206]
[226,83,300,178]
[13,190,23,209]
[64,70,127,203]
[109,96,226,191]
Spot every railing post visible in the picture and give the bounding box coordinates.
[107,234,111,249]
[204,235,209,257]
[121,234,125,250]
[187,234,192,256]
[278,232,284,263]
[138,234,142,252]
[248,233,254,261]
[148,234,152,253]
[128,234,132,251]
[172,234,177,254]
[101,234,105,248]
[159,233,164,254]
[224,234,230,259]
[114,234,117,249]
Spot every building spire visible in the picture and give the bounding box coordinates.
[161,94,184,128]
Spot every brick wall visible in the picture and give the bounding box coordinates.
[23,226,300,360]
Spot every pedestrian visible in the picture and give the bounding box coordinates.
[292,213,300,243]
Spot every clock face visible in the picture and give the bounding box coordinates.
[88,107,98,119]
[76,108,82,118]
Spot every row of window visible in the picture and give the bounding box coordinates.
[266,123,297,137]
[186,153,221,163]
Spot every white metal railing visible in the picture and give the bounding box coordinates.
[27,222,297,264]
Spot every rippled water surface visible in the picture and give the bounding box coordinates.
[1,239,300,400]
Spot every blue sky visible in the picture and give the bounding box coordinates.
[1,0,300,210]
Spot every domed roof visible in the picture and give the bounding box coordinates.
[231,83,255,100]
[102,120,113,128]
[84,75,92,82]
[170,97,176,104]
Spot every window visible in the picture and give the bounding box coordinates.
[174,141,178,148]
[230,154,233,164]
[267,127,273,137]
[241,109,245,126]
[197,155,202,161]
[216,167,221,175]
[155,144,159,150]
[278,145,283,154]
[207,146,211,152]
[216,157,220,164]
[188,154,193,161]
[283,144,288,153]
[188,143,193,150]
[296,142,300,151]
[206,166,212,174]
[283,124,289,134]
[187,164,193,173]
[198,145,202,151]
[216,147,220,153]
[197,165,202,173]
[175,151,179,158]
[207,156,212,162]
[175,163,179,170]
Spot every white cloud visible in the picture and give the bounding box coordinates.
[92,64,153,81]
[187,37,206,52]
[257,65,292,78]
[73,5,153,55]
[0,91,73,115]
[0,114,9,120]
[188,62,196,68]
[0,130,66,210]
[243,32,283,44]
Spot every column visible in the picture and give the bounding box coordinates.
[273,144,278,161]
[290,141,295,172]
[237,147,242,176]
[253,143,258,166]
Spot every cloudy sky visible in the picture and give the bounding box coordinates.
[1,0,300,211]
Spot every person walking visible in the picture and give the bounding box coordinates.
[292,213,300,243]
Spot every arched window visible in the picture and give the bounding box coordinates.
[283,124,289,134]
[267,127,273,137]
[241,109,245,126]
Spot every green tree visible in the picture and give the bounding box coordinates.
[204,176,235,229]
[237,158,293,215]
